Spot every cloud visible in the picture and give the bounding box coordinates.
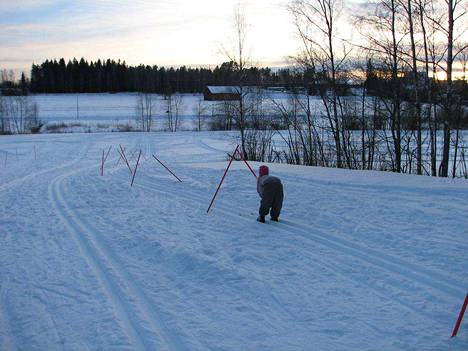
[1,0,297,72]
[0,0,58,11]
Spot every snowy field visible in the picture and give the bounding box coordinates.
[27,92,320,131]
[0,131,467,350]
[29,93,236,126]
[30,93,210,131]
[31,93,190,124]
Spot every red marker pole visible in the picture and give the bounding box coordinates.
[116,146,125,165]
[206,145,239,213]
[100,149,105,176]
[118,149,132,174]
[452,293,468,337]
[152,154,182,182]
[130,150,142,187]
[235,145,257,179]
[101,146,112,176]
[119,144,133,174]
[104,145,112,162]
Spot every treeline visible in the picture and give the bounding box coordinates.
[28,58,305,94]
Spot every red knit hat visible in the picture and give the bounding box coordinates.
[259,165,269,176]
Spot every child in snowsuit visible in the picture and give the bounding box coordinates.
[257,165,283,223]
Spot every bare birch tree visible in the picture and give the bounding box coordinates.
[166,94,184,132]
[194,94,209,131]
[136,93,156,132]
[355,0,408,172]
[221,3,252,158]
[437,0,467,176]
[289,0,354,168]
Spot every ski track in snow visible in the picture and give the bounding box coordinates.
[0,278,16,351]
[278,174,468,230]
[0,136,99,350]
[0,139,91,193]
[135,169,464,296]
[48,152,189,350]
[133,175,463,310]
[50,169,147,350]
[93,174,442,329]
[281,220,465,297]
[1,132,467,350]
[139,136,466,346]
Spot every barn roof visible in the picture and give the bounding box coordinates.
[205,86,241,94]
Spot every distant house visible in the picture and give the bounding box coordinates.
[203,86,241,101]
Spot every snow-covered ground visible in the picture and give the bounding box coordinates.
[31,93,211,131]
[27,92,319,131]
[0,131,467,350]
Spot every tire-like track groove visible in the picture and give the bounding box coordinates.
[133,177,464,324]
[49,162,187,350]
[134,179,439,320]
[135,176,465,299]
[278,219,465,298]
[0,278,16,351]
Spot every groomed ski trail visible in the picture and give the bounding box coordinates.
[48,153,188,351]
[133,173,465,300]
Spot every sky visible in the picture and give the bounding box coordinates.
[0,0,300,76]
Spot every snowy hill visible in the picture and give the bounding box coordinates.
[1,131,467,350]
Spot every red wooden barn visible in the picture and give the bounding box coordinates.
[203,86,241,101]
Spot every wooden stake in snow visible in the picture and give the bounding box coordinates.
[100,146,112,176]
[116,145,125,165]
[100,149,105,176]
[118,144,133,174]
[452,293,468,337]
[34,145,37,160]
[130,150,142,187]
[206,144,258,213]
[206,145,239,213]
[104,145,112,161]
[152,154,182,182]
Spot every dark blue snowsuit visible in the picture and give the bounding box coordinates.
[257,175,283,220]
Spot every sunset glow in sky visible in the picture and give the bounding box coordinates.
[1,0,298,74]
